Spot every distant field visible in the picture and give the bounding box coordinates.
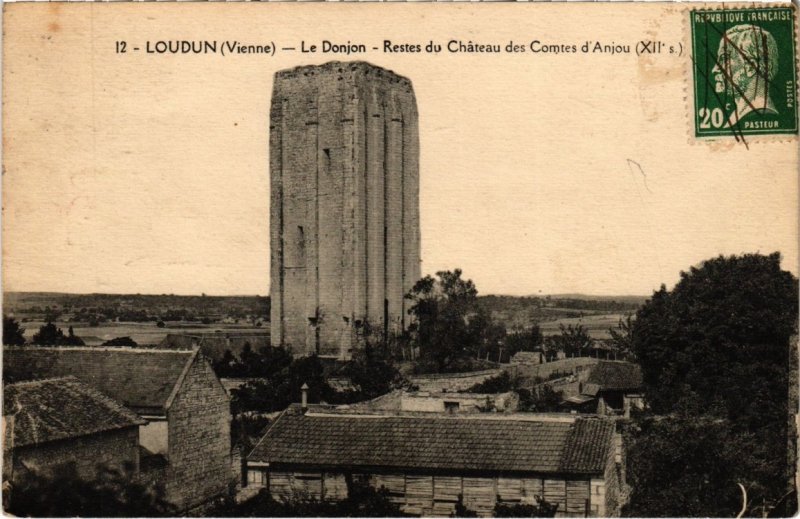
[538,313,628,339]
[18,320,270,347]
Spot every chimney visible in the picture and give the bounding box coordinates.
[301,383,309,411]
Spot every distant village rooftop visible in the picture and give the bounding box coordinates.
[586,361,642,391]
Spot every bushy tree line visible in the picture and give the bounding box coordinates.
[214,480,404,517]
[405,270,546,372]
[219,343,406,449]
[220,344,405,416]
[5,463,174,517]
[3,316,26,345]
[2,318,89,346]
[32,322,85,346]
[623,253,798,517]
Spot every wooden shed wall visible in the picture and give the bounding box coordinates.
[258,469,593,517]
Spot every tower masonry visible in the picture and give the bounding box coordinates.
[270,61,421,359]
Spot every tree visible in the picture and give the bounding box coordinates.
[517,386,563,413]
[626,253,798,516]
[405,269,483,372]
[633,253,797,419]
[463,372,514,393]
[335,342,405,403]
[608,314,635,360]
[3,316,26,345]
[548,324,591,357]
[213,349,238,377]
[31,322,85,346]
[624,415,742,517]
[230,354,331,415]
[504,325,544,357]
[63,326,86,346]
[6,462,175,517]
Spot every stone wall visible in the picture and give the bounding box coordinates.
[409,369,504,393]
[270,61,420,359]
[589,431,625,517]
[9,426,139,482]
[399,391,519,413]
[165,354,232,512]
[509,357,600,387]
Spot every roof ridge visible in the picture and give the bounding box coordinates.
[4,375,79,387]
[306,410,580,423]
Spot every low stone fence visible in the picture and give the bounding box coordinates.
[508,357,600,387]
[409,369,504,392]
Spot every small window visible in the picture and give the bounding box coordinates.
[247,469,266,487]
[444,401,460,414]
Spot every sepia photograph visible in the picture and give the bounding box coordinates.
[1,2,798,517]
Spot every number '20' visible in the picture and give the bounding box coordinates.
[698,107,725,129]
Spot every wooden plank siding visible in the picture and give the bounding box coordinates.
[323,472,348,501]
[404,475,434,516]
[522,477,545,504]
[565,480,590,517]
[434,476,462,502]
[264,469,596,517]
[374,473,406,505]
[268,471,293,500]
[463,477,496,517]
[291,471,323,499]
[432,476,462,517]
[497,477,523,502]
[544,479,568,516]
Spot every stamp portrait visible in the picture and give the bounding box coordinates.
[691,7,798,138]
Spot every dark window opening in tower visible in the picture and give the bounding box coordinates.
[384,298,389,339]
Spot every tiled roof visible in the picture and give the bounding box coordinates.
[4,377,145,448]
[560,417,614,472]
[3,346,196,414]
[586,361,643,391]
[249,407,614,475]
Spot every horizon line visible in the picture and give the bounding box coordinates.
[2,290,651,299]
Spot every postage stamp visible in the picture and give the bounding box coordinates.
[690,7,798,138]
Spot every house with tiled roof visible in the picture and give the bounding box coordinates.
[246,405,625,517]
[3,346,234,513]
[3,377,145,483]
[584,361,643,417]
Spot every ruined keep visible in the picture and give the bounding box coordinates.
[270,62,421,359]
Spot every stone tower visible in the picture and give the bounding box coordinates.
[270,62,420,359]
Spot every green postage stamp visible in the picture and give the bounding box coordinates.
[691,7,798,138]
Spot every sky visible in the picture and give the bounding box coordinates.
[3,3,798,297]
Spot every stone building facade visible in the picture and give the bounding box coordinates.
[270,61,421,359]
[3,346,234,513]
